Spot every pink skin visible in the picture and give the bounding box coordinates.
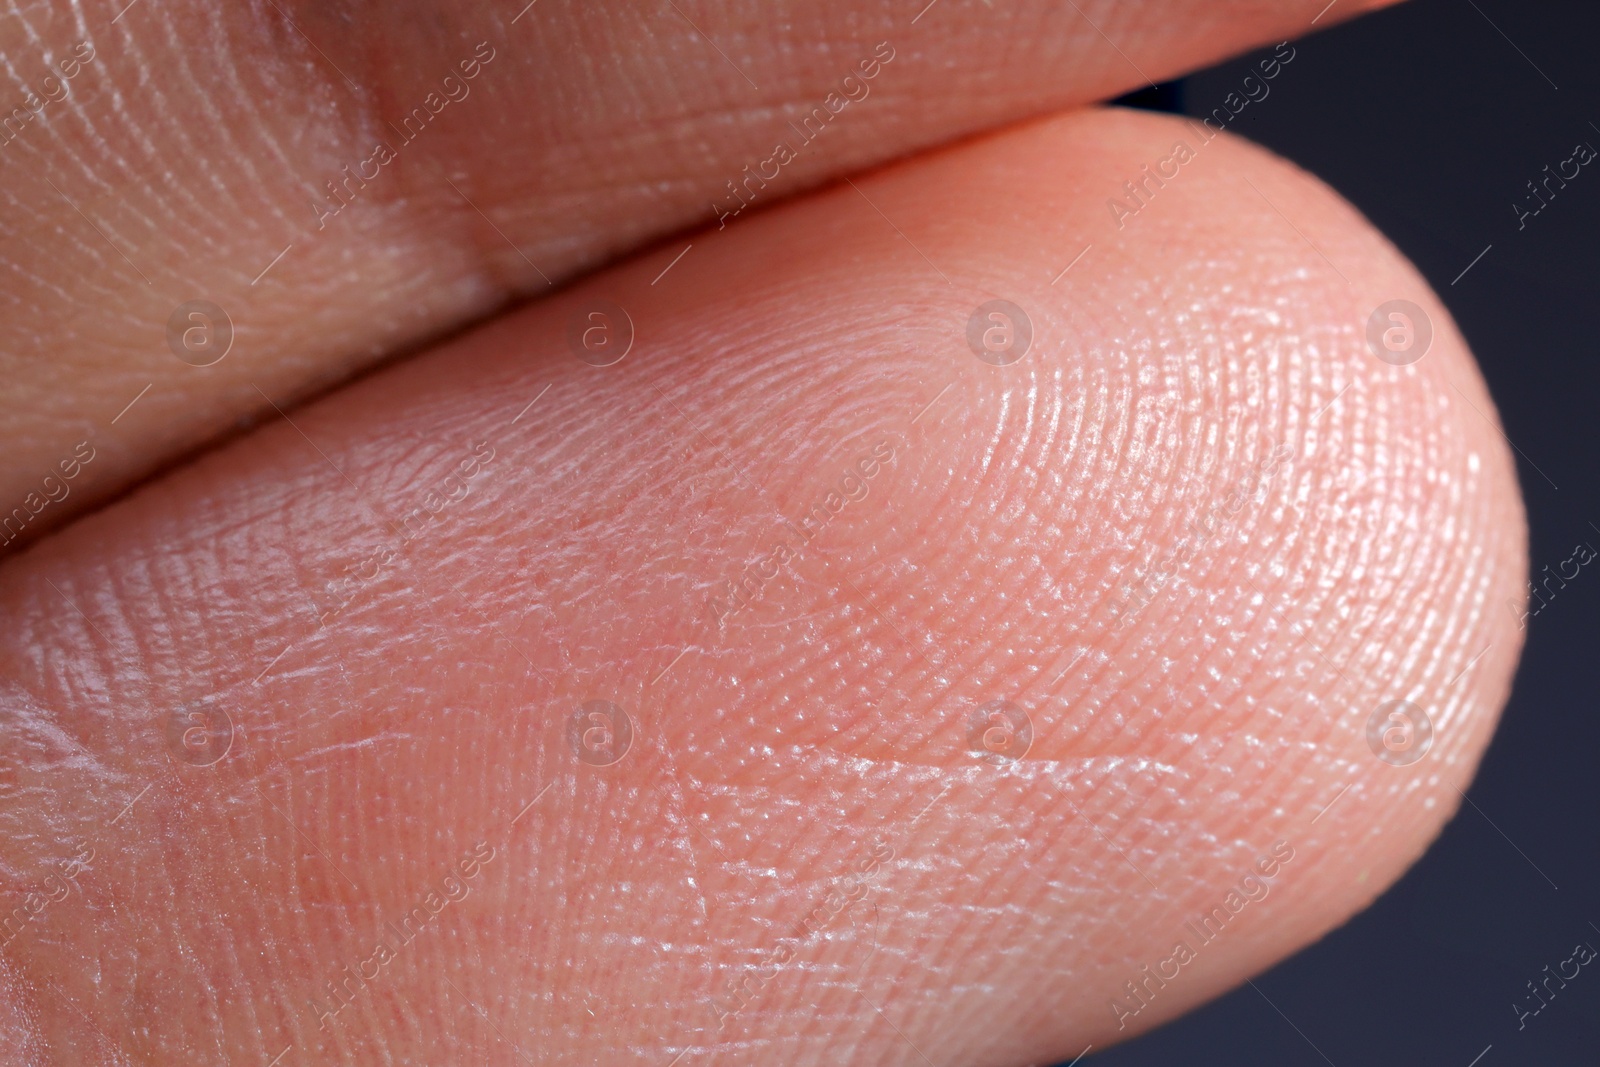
[0,108,1523,1065]
[0,0,1399,544]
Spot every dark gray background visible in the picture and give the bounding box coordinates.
[1079,1,1599,1064]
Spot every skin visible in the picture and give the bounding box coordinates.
[0,101,1525,1067]
[0,0,1399,545]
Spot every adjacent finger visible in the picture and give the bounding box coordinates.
[0,0,1398,545]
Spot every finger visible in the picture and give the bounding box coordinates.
[0,104,1519,1066]
[0,0,1399,546]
